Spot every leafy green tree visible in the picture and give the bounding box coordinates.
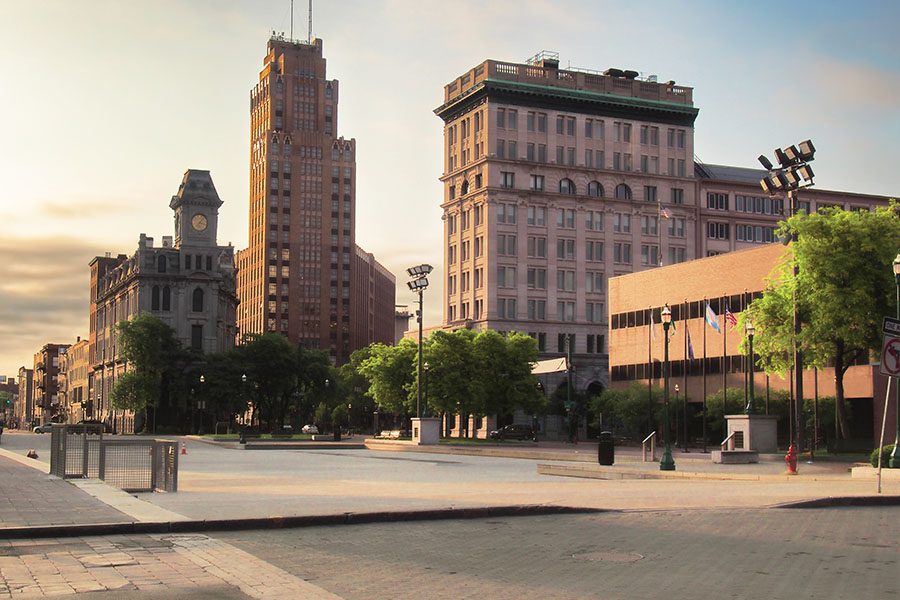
[590,383,663,437]
[234,333,297,430]
[292,346,333,427]
[340,347,376,431]
[314,402,330,432]
[111,313,184,429]
[472,330,544,417]
[423,329,479,420]
[358,340,418,415]
[746,204,900,438]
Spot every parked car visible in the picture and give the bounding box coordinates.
[32,423,55,434]
[301,424,319,434]
[488,424,537,441]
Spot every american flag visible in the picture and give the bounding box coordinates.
[724,305,738,329]
[660,207,671,219]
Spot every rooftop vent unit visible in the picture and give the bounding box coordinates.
[604,68,624,78]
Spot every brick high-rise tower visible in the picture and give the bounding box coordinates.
[237,35,394,364]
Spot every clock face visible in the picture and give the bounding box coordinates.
[191,213,208,232]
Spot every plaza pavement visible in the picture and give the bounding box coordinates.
[0,430,898,598]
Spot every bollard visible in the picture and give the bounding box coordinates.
[180,442,187,455]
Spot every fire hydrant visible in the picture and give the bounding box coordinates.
[784,443,798,475]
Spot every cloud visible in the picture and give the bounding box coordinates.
[0,236,98,375]
[40,199,133,219]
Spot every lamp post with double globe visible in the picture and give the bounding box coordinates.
[660,305,676,471]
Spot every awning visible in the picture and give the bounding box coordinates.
[531,357,567,374]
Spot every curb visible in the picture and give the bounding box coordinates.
[536,462,850,482]
[773,495,900,508]
[0,505,605,540]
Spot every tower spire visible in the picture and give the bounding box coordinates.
[290,0,293,40]
[308,0,313,43]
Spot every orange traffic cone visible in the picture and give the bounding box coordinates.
[180,442,187,455]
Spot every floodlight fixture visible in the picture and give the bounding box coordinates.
[798,139,815,161]
[774,147,790,168]
[783,145,801,164]
[760,177,774,194]
[784,168,801,188]
[796,164,814,182]
[407,277,429,291]
[406,264,433,279]
[757,155,774,171]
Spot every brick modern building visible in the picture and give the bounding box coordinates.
[89,169,239,433]
[16,367,32,428]
[236,35,395,364]
[434,52,891,400]
[608,244,893,446]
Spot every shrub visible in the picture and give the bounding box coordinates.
[870,444,896,468]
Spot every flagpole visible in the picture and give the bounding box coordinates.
[648,305,653,437]
[702,298,707,452]
[722,295,728,416]
[683,298,689,452]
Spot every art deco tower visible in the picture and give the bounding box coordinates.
[237,35,394,364]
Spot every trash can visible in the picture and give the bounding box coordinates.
[598,431,614,465]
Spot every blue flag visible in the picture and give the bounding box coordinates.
[705,302,721,334]
[687,327,696,360]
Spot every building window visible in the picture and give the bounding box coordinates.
[613,213,631,233]
[707,193,729,210]
[615,184,632,200]
[641,216,658,235]
[586,240,604,262]
[498,298,517,319]
[497,108,506,128]
[157,255,167,273]
[192,288,204,312]
[641,244,660,266]
[585,210,603,231]
[668,247,687,264]
[588,181,603,198]
[586,271,604,293]
[191,324,203,350]
[667,217,686,238]
[151,285,160,311]
[556,269,575,291]
[559,178,575,195]
[707,222,730,240]
[497,234,517,256]
[527,206,546,226]
[508,110,518,130]
[644,186,657,202]
[501,172,515,189]
[530,174,544,191]
[586,302,604,323]
[527,236,547,258]
[162,286,171,311]
[527,268,547,289]
[557,209,575,229]
[527,300,546,320]
[497,266,516,288]
[556,238,575,260]
[671,188,684,204]
[614,242,632,264]
[497,203,516,224]
[557,301,575,322]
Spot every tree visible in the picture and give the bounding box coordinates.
[111,313,184,429]
[358,340,418,415]
[234,333,297,430]
[590,383,662,437]
[746,204,900,439]
[423,329,479,420]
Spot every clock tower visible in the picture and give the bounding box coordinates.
[170,169,222,248]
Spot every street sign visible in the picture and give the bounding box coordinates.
[882,316,900,336]
[881,335,900,377]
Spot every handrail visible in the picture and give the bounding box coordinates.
[721,432,737,452]
[642,431,657,462]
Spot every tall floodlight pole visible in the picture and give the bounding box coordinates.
[407,264,433,419]
[758,140,816,457]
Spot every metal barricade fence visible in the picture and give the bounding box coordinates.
[49,425,178,493]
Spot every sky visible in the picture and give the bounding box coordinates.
[1,0,898,377]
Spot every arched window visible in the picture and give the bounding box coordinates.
[559,178,575,195]
[461,180,469,195]
[588,181,604,198]
[162,286,171,311]
[192,288,204,312]
[151,286,160,311]
[615,183,632,200]
[157,255,167,273]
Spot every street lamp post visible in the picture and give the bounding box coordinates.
[745,322,756,414]
[890,253,900,468]
[198,375,206,436]
[407,264,433,420]
[660,305,676,471]
[239,373,247,444]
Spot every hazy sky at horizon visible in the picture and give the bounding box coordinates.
[1,0,898,377]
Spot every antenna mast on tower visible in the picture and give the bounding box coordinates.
[308,0,313,42]
[290,0,294,40]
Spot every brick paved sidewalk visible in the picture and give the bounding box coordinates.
[0,456,131,529]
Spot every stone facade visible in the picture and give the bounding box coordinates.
[89,169,239,433]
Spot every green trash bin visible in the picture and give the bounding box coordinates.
[598,431,614,465]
